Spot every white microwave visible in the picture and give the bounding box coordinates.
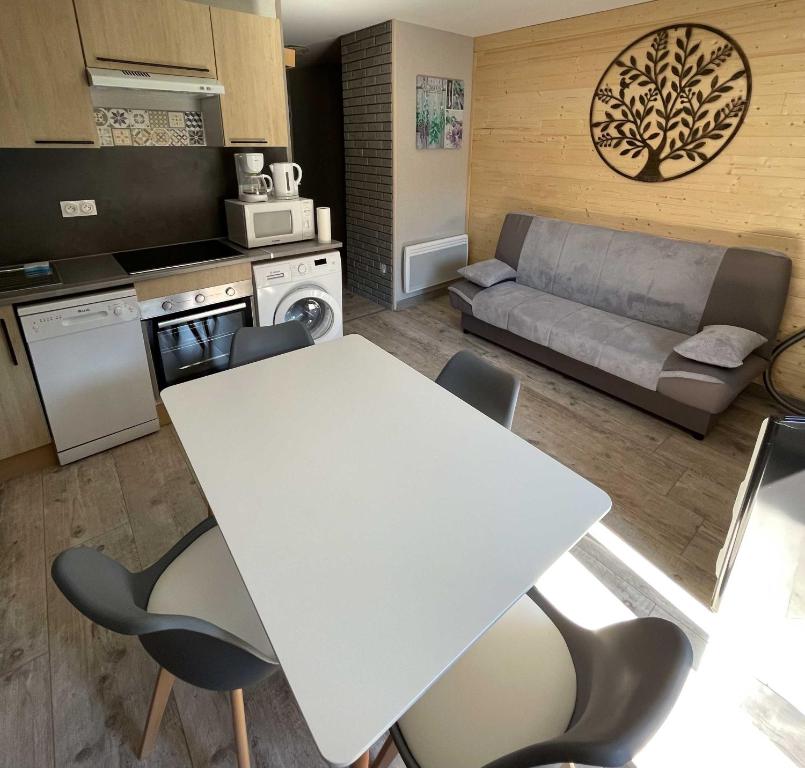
[225,197,315,248]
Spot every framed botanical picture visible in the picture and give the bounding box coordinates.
[416,75,464,149]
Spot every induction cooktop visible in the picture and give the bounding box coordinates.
[113,240,241,275]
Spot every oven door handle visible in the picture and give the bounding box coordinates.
[156,302,248,329]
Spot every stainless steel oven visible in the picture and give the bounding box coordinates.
[140,279,253,391]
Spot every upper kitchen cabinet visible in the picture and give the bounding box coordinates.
[0,0,96,147]
[74,0,217,78]
[211,8,289,147]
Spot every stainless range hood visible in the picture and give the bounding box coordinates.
[87,67,225,96]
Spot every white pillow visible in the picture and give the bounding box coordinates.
[674,325,767,369]
[458,259,517,288]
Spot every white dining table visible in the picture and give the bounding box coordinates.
[162,334,611,767]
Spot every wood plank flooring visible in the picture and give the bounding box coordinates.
[0,290,786,767]
[345,292,779,605]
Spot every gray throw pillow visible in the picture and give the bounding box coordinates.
[674,325,767,369]
[458,259,517,288]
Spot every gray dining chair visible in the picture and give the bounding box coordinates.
[51,517,277,768]
[371,586,692,768]
[228,320,314,369]
[436,350,520,429]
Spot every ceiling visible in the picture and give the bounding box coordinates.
[282,0,647,62]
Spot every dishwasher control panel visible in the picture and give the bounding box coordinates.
[18,289,140,341]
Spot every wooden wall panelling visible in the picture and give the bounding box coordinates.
[468,0,805,398]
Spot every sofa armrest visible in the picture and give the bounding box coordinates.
[657,352,767,414]
[448,279,483,314]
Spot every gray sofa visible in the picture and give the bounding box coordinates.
[449,213,791,436]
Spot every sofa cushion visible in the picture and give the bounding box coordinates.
[674,324,767,368]
[516,216,574,292]
[592,320,688,390]
[511,297,687,390]
[507,292,590,347]
[458,259,518,288]
[658,352,768,414]
[472,282,538,329]
[515,215,726,335]
[475,283,685,390]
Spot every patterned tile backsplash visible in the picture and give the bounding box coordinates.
[94,107,206,147]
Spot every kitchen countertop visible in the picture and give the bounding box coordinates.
[0,238,343,308]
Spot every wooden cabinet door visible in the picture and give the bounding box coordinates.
[0,0,96,148]
[211,8,289,147]
[74,0,217,78]
[0,307,50,461]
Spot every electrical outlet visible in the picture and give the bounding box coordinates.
[380,263,388,274]
[60,199,98,218]
[79,199,97,216]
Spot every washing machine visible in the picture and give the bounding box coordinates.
[253,251,343,342]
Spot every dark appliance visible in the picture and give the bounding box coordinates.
[139,280,253,391]
[114,239,240,275]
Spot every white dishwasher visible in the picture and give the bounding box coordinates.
[19,288,159,465]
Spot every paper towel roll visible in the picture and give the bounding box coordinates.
[316,207,332,243]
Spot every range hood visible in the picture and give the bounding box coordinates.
[87,67,225,97]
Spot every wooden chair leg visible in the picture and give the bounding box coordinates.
[230,689,251,768]
[371,734,399,768]
[139,667,176,759]
[351,752,369,768]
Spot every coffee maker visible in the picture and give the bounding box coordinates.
[235,153,273,202]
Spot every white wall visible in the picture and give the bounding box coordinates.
[392,20,473,307]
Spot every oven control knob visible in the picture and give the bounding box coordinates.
[298,263,307,275]
[162,301,173,311]
[225,287,236,297]
[113,306,123,316]
[195,294,206,304]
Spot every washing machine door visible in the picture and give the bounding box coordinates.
[275,286,341,342]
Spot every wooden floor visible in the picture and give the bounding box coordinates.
[0,291,781,767]
[344,291,779,605]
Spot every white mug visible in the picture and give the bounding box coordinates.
[269,162,302,198]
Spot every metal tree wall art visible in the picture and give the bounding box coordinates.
[590,24,751,182]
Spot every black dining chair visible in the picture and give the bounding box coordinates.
[370,586,692,768]
[228,320,314,369]
[436,350,520,429]
[51,517,277,768]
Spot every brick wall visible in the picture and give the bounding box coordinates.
[341,22,393,307]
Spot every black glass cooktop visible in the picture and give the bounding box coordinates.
[113,240,240,275]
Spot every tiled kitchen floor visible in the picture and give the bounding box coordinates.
[0,290,789,767]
